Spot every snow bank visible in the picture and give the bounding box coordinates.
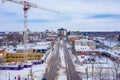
[100,40,118,47]
[59,47,66,68]
[45,43,57,64]
[57,45,67,80]
[57,68,67,80]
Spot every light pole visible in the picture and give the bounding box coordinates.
[6,73,7,80]
[29,67,44,80]
[9,72,10,80]
[91,53,96,80]
[29,67,34,80]
[92,62,94,79]
[86,66,88,80]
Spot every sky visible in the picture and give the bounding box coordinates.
[0,0,120,31]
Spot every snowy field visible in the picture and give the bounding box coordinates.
[0,44,56,80]
[0,63,46,80]
[97,48,120,58]
[67,43,120,80]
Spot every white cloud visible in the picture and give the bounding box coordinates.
[0,0,120,31]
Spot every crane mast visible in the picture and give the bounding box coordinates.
[23,4,29,61]
[2,0,59,62]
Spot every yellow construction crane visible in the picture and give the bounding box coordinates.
[2,0,59,62]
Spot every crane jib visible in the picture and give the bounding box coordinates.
[3,0,59,13]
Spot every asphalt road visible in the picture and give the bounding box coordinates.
[43,39,80,80]
[63,40,80,80]
[43,41,60,80]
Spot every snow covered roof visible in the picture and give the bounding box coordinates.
[37,41,51,46]
[16,45,49,50]
[16,45,27,50]
[33,45,49,49]
[100,40,118,47]
[75,39,94,42]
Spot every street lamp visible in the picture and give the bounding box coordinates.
[9,72,10,80]
[92,63,94,79]
[86,66,88,80]
[91,53,96,80]
[29,67,44,80]
[30,68,34,80]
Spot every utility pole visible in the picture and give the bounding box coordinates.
[91,53,95,80]
[92,63,94,79]
[9,72,10,80]
[30,68,34,80]
[86,66,88,80]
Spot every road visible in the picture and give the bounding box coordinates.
[43,39,80,80]
[43,41,60,80]
[63,40,80,80]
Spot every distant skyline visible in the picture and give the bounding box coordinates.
[0,0,120,31]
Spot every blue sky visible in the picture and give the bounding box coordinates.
[0,0,120,31]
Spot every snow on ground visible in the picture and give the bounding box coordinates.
[77,55,113,64]
[41,48,51,61]
[96,48,120,59]
[59,47,66,68]
[0,43,56,80]
[30,64,47,80]
[57,46,67,80]
[75,54,120,80]
[60,40,63,45]
[45,43,57,64]
[57,69,67,80]
[0,63,46,80]
[77,55,115,67]
[73,58,116,80]
[67,43,71,49]
[67,44,119,80]
[100,40,118,47]
[105,50,120,57]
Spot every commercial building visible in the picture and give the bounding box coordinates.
[75,39,96,51]
[57,28,67,37]
[3,51,44,62]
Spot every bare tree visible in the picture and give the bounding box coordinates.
[102,69,114,80]
[0,39,3,47]
[94,63,104,80]
[112,59,120,80]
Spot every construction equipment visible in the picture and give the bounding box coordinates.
[2,0,59,62]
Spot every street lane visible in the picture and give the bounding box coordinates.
[63,40,80,80]
[43,42,60,80]
[43,39,80,80]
